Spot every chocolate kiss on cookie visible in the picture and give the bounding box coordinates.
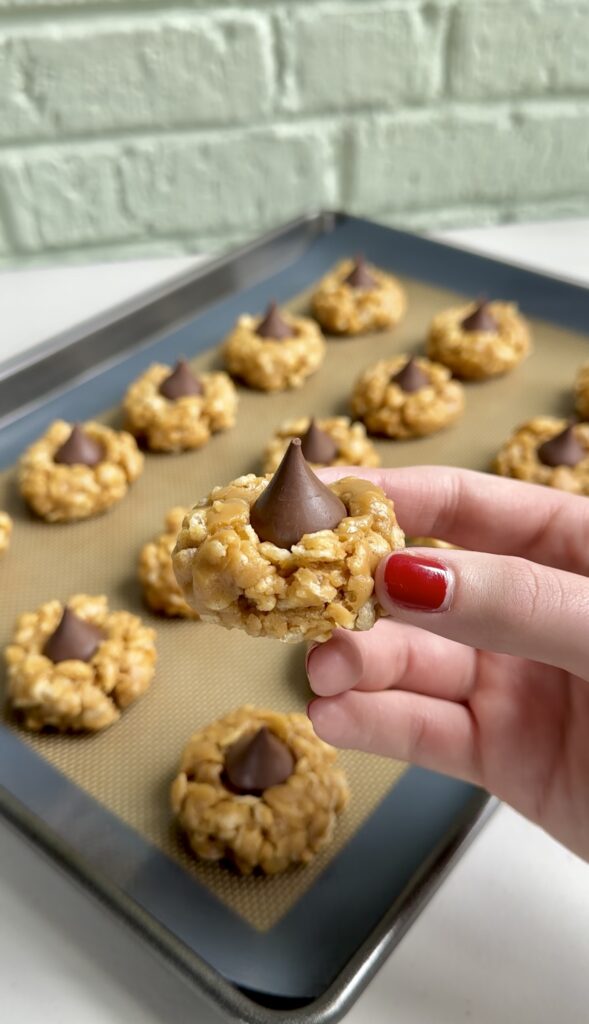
[344,254,377,290]
[251,438,346,548]
[54,424,104,467]
[391,357,430,393]
[159,360,203,399]
[256,302,295,340]
[43,607,104,664]
[537,424,585,468]
[461,301,498,333]
[300,418,338,464]
[223,726,295,796]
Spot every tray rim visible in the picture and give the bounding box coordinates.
[4,207,587,1021]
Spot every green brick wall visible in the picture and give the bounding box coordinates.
[0,0,588,266]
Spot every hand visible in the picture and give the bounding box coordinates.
[307,466,589,861]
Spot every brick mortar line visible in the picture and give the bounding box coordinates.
[1,96,589,156]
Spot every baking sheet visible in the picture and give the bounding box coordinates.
[0,275,584,930]
[2,213,587,1020]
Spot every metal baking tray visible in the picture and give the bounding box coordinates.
[3,210,588,1023]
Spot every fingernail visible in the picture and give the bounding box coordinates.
[382,553,452,612]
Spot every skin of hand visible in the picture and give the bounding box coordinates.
[307,466,589,862]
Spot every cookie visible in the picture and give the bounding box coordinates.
[0,511,12,556]
[4,594,157,732]
[19,421,144,523]
[574,361,589,421]
[311,256,406,336]
[493,417,589,494]
[173,438,404,643]
[138,506,198,618]
[223,302,325,392]
[123,360,237,452]
[262,416,380,474]
[407,536,457,549]
[171,705,349,875]
[427,300,531,380]
[351,354,464,439]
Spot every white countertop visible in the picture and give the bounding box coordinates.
[1,219,588,1024]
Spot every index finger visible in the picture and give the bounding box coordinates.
[320,464,589,575]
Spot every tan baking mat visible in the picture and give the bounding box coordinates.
[0,275,586,932]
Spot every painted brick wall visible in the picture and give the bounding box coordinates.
[0,0,588,266]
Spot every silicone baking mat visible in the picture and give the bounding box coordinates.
[2,214,586,1021]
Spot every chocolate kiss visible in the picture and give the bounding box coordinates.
[300,418,338,464]
[537,424,585,468]
[43,607,104,664]
[54,424,104,467]
[256,302,295,340]
[461,301,498,333]
[344,254,377,290]
[391,357,430,393]
[159,360,203,400]
[250,438,346,549]
[223,727,294,796]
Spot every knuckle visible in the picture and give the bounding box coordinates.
[504,557,565,623]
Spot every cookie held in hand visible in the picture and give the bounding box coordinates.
[173,439,404,643]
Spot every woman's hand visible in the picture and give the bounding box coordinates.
[307,466,589,860]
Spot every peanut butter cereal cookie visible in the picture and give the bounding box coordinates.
[223,302,325,392]
[138,506,198,619]
[5,595,157,732]
[262,416,380,474]
[493,417,589,494]
[123,360,237,453]
[173,439,404,643]
[19,421,144,523]
[171,705,349,875]
[574,361,589,421]
[311,255,406,336]
[427,300,530,380]
[0,511,12,556]
[351,355,464,439]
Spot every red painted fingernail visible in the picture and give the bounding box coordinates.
[383,553,451,612]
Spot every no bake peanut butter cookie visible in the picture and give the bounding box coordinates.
[351,354,464,439]
[123,360,237,453]
[0,511,12,556]
[311,256,406,336]
[138,506,198,619]
[427,300,530,380]
[171,705,349,875]
[223,302,325,392]
[19,421,144,523]
[173,439,404,643]
[262,416,379,474]
[5,595,157,732]
[493,417,589,494]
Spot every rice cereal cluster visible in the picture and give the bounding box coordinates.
[493,417,589,493]
[311,259,406,335]
[172,473,405,643]
[351,355,464,438]
[5,594,157,732]
[262,416,380,473]
[19,420,144,523]
[427,302,530,380]
[0,511,12,556]
[123,363,237,452]
[171,706,349,875]
[138,506,198,618]
[223,312,325,391]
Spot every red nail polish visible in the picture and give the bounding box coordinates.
[383,553,450,611]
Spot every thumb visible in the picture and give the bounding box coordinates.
[375,549,589,678]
